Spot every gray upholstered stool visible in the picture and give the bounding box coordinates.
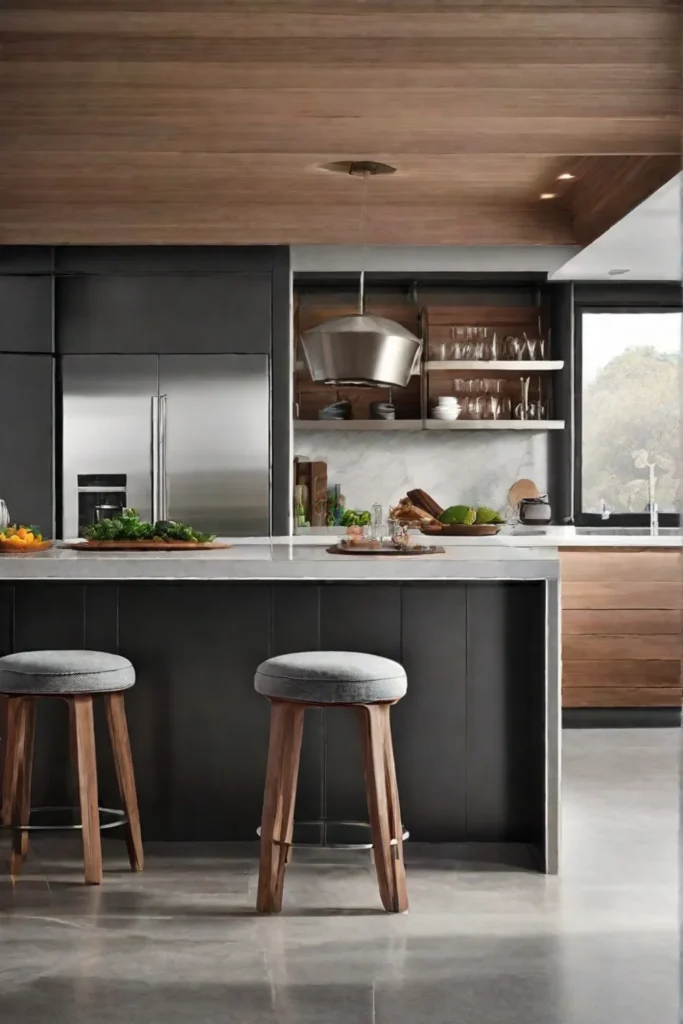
[0,650,143,884]
[254,651,408,914]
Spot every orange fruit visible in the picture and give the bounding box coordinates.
[17,528,27,540]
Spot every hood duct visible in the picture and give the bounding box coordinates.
[299,272,422,388]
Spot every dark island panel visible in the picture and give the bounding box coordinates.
[466,582,546,845]
[118,583,273,841]
[399,585,468,840]
[0,581,548,858]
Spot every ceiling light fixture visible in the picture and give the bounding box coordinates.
[300,162,422,389]
[540,193,556,200]
[557,173,575,181]
[608,268,629,276]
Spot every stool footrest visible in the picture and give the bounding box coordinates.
[2,806,128,833]
[257,819,409,852]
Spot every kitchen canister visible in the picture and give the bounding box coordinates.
[518,495,552,525]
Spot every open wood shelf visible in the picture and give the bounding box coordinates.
[294,419,422,431]
[293,293,561,427]
[294,419,565,431]
[426,419,565,430]
[426,360,563,371]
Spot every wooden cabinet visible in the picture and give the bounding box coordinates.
[560,549,682,708]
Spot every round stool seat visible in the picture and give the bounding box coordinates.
[0,650,135,695]
[255,651,407,705]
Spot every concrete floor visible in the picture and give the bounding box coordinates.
[0,729,679,1023]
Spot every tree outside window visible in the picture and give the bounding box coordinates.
[582,312,681,515]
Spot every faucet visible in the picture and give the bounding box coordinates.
[600,500,610,521]
[633,450,658,536]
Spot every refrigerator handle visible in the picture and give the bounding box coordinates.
[151,396,160,523]
[159,394,168,521]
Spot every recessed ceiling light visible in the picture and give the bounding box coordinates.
[540,193,556,200]
[608,268,629,276]
[557,173,575,181]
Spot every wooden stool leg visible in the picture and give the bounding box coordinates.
[7,697,36,876]
[382,706,408,913]
[257,700,304,914]
[1,695,18,826]
[104,692,144,872]
[357,703,408,913]
[69,696,103,885]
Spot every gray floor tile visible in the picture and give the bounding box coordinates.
[0,728,679,1023]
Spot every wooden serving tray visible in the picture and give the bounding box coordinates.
[420,524,500,537]
[327,544,446,556]
[0,540,53,554]
[62,540,232,551]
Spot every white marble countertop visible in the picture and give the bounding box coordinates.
[507,527,680,548]
[0,540,558,581]
[294,527,681,548]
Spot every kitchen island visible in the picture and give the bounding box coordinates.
[0,542,560,873]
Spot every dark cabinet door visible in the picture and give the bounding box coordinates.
[0,276,53,353]
[57,274,272,355]
[0,355,53,533]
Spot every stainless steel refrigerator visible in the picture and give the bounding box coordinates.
[62,355,270,538]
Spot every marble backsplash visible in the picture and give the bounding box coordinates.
[294,431,548,515]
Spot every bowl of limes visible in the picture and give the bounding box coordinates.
[420,505,504,536]
[0,525,52,553]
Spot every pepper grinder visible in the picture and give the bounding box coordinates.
[372,503,384,542]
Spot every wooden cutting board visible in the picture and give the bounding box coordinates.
[309,460,328,527]
[62,541,232,551]
[508,478,540,510]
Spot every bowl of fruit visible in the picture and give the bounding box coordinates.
[0,525,52,553]
[420,505,505,536]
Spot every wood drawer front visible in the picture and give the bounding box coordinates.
[564,686,681,709]
[563,634,681,661]
[563,660,681,688]
[563,609,682,635]
[561,551,681,584]
[563,583,682,610]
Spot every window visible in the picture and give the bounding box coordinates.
[578,310,681,523]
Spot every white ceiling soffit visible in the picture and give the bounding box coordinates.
[551,174,681,283]
[291,245,579,275]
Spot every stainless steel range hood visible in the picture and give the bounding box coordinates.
[299,272,422,388]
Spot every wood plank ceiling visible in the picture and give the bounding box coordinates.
[0,1,680,246]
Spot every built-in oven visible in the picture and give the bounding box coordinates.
[76,474,127,537]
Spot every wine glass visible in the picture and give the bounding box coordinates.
[507,336,524,360]
[486,395,500,420]
[469,396,484,420]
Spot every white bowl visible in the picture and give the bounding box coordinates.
[431,407,461,421]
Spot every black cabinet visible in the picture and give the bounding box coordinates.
[0,579,547,860]
[0,248,52,274]
[0,355,53,532]
[0,276,53,353]
[56,274,272,355]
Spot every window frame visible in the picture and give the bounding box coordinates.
[574,302,681,528]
